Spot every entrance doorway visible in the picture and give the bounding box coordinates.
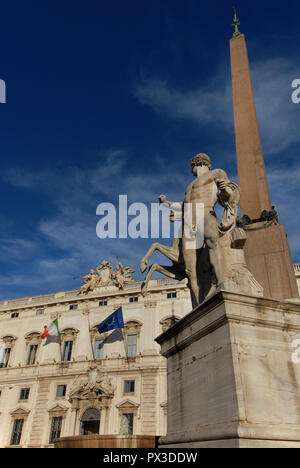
[79,408,100,435]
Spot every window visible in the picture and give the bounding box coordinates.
[56,385,67,397]
[0,347,11,368]
[11,313,19,319]
[19,388,30,400]
[26,344,38,365]
[69,304,78,310]
[126,334,137,357]
[124,380,135,394]
[36,309,44,315]
[129,297,138,303]
[62,341,73,362]
[120,413,134,435]
[99,300,107,307]
[49,417,63,444]
[94,338,104,359]
[10,419,24,445]
[167,292,177,299]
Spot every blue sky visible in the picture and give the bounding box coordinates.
[0,0,299,299]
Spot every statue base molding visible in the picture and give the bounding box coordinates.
[156,291,300,448]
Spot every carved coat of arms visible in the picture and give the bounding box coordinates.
[69,365,115,401]
[77,260,135,295]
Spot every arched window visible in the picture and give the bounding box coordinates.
[79,408,100,435]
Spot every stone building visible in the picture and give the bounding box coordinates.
[0,265,191,448]
[0,261,299,448]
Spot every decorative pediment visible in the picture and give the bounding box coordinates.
[116,399,139,410]
[25,332,42,343]
[69,365,115,402]
[10,406,30,416]
[48,404,68,414]
[1,335,17,345]
[60,328,79,340]
[124,320,143,335]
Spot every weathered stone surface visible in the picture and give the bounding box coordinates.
[156,291,300,448]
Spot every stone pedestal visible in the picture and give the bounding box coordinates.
[156,291,300,448]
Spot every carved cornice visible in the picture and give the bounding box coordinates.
[116,399,140,410]
[48,404,68,415]
[1,335,17,346]
[24,332,42,344]
[10,406,30,417]
[124,320,143,336]
[60,328,79,340]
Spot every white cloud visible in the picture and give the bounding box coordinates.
[0,238,38,262]
[0,149,190,299]
[135,57,300,156]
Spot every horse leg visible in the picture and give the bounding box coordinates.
[141,264,184,296]
[140,242,180,273]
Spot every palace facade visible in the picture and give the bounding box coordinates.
[0,269,191,448]
[0,263,299,448]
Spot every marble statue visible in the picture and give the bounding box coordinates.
[78,269,99,295]
[77,261,135,294]
[140,153,263,308]
[113,261,135,290]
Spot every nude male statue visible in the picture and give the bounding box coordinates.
[159,153,240,305]
[140,153,262,308]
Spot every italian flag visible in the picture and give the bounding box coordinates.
[41,318,61,345]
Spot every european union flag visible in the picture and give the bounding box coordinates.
[97,307,124,334]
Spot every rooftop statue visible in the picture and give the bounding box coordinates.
[113,261,135,290]
[77,261,135,294]
[140,153,263,309]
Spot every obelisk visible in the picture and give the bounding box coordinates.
[230,8,298,300]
